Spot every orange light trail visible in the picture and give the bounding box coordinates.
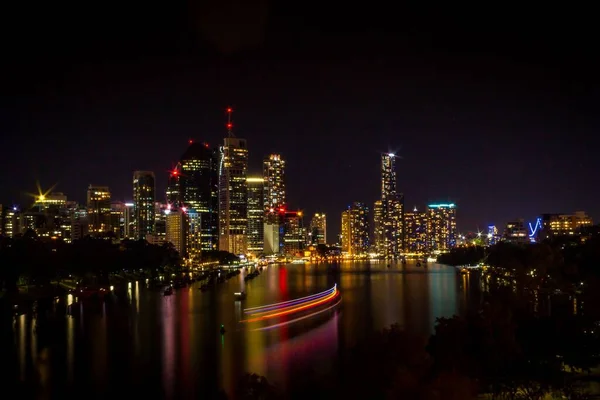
[240,288,339,323]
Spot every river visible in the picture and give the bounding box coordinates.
[3,261,475,398]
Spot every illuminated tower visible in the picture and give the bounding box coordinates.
[373,200,383,253]
[87,185,111,236]
[218,107,249,254]
[166,162,182,205]
[341,209,351,254]
[179,141,219,251]
[427,203,457,251]
[263,154,286,223]
[246,177,265,254]
[380,153,403,258]
[404,207,428,253]
[133,171,156,240]
[309,213,327,245]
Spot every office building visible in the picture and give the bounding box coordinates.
[309,213,327,245]
[247,177,265,254]
[427,203,457,251]
[87,185,111,236]
[133,171,156,240]
[218,128,249,255]
[263,154,286,222]
[179,142,219,251]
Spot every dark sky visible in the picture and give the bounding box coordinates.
[1,1,598,239]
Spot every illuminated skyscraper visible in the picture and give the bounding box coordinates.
[282,210,304,255]
[218,108,249,255]
[373,200,383,253]
[179,142,219,251]
[87,185,111,236]
[247,177,265,254]
[380,153,403,257]
[263,154,286,223]
[133,171,156,240]
[341,203,369,255]
[165,207,188,258]
[404,207,427,253]
[166,162,181,205]
[427,203,457,251]
[309,213,327,245]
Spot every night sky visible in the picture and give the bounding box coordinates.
[1,1,598,239]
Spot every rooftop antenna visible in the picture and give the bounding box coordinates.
[226,107,234,138]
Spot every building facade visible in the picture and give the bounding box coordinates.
[246,177,265,255]
[404,207,428,253]
[87,185,111,236]
[427,203,457,251]
[218,137,249,255]
[133,171,155,240]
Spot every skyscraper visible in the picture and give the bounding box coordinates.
[87,185,111,236]
[380,153,403,258]
[179,141,219,251]
[247,177,265,254]
[427,203,457,251]
[404,207,428,253]
[373,200,383,253]
[218,109,249,255]
[166,162,181,205]
[341,203,370,255]
[309,213,327,245]
[263,154,285,222]
[133,171,155,240]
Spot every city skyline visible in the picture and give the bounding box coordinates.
[2,4,598,240]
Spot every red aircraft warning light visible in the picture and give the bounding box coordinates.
[227,107,232,113]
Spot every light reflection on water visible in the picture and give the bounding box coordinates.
[8,261,464,397]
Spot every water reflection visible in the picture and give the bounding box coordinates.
[11,262,462,397]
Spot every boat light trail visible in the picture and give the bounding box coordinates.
[244,285,336,315]
[251,297,342,332]
[240,286,339,324]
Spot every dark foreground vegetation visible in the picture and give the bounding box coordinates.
[0,230,239,294]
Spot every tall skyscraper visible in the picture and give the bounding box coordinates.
[309,213,327,245]
[133,171,156,240]
[373,200,383,253]
[165,207,188,258]
[341,209,351,253]
[218,108,249,254]
[246,177,265,255]
[166,162,181,205]
[179,141,219,251]
[87,185,111,236]
[341,203,370,255]
[380,153,403,258]
[263,154,285,222]
[427,203,457,251]
[404,207,428,253]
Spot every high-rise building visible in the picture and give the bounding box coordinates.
[282,210,304,255]
[380,153,403,257]
[110,201,126,239]
[179,142,219,251]
[350,202,370,255]
[404,207,428,253]
[427,203,457,251]
[341,209,351,253]
[165,207,188,258]
[373,200,383,254]
[87,185,111,236]
[309,213,327,245]
[2,206,20,238]
[166,163,182,205]
[123,203,135,239]
[504,219,528,244]
[218,109,249,255]
[341,203,370,255]
[133,171,156,240]
[247,177,265,255]
[263,154,286,222]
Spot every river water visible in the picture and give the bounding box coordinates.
[3,261,475,398]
